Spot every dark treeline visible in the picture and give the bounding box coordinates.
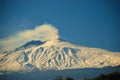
[54,76,73,80]
[90,72,120,80]
[54,72,120,80]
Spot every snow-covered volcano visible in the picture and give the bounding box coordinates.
[0,38,120,72]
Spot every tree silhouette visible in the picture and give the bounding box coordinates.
[92,72,120,80]
[65,77,74,80]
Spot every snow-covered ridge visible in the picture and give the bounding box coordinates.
[0,39,120,72]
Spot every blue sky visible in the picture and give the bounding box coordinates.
[0,0,120,52]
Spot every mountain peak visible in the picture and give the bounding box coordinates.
[42,38,66,47]
[21,40,44,48]
[15,38,65,50]
[14,40,45,51]
[57,38,66,42]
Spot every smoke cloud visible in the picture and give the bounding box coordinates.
[0,24,60,52]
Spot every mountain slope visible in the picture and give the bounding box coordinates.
[0,39,120,72]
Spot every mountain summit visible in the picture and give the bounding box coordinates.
[0,39,120,72]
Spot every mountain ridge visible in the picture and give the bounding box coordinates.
[0,39,120,72]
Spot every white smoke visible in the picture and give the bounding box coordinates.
[0,24,60,52]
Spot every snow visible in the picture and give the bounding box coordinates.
[0,39,120,72]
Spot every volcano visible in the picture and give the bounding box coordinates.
[0,38,120,72]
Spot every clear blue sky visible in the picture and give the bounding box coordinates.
[0,0,120,51]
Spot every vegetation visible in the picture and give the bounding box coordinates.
[54,76,74,80]
[66,77,74,80]
[54,72,120,80]
[91,72,120,80]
